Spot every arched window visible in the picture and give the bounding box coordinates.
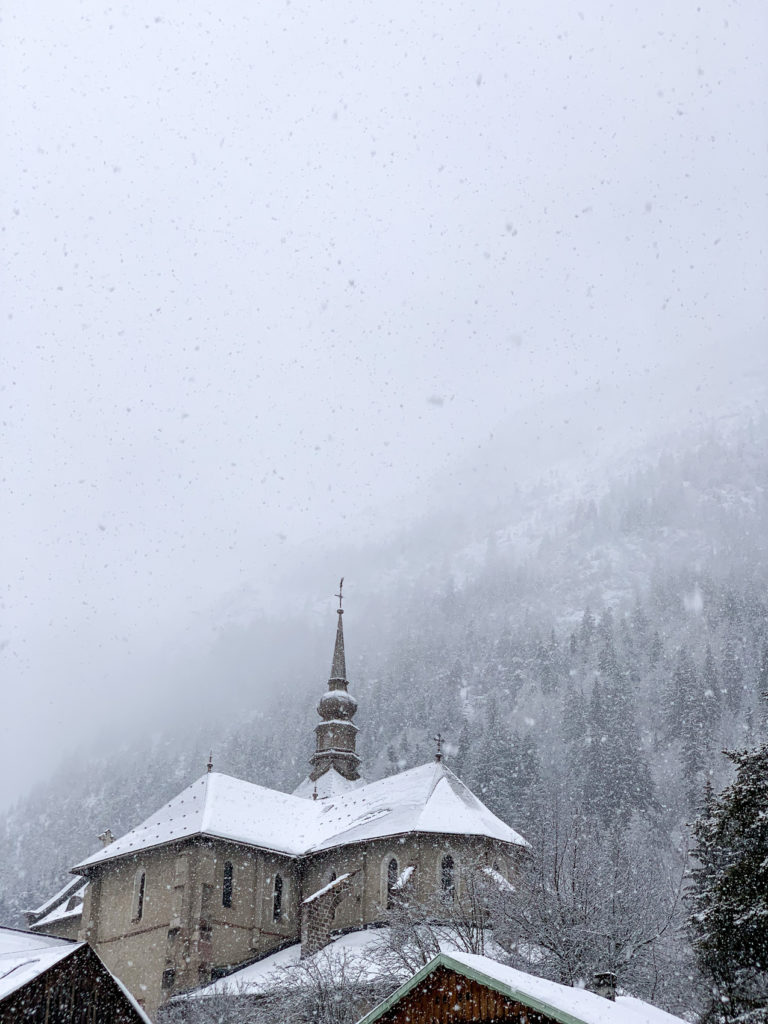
[222,861,233,908]
[273,874,283,921]
[386,858,399,909]
[132,869,146,922]
[441,855,455,903]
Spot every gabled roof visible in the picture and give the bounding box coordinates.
[27,876,86,921]
[31,886,88,932]
[0,927,76,1001]
[355,951,688,1024]
[0,927,152,1021]
[0,928,84,1005]
[27,877,88,931]
[72,762,526,872]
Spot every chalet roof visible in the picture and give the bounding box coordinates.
[0,927,75,1001]
[356,951,688,1024]
[72,761,526,872]
[0,927,152,1021]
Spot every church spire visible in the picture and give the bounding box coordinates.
[329,577,347,684]
[309,579,361,783]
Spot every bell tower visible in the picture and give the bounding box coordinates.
[309,579,361,783]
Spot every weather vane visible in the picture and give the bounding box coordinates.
[335,577,344,612]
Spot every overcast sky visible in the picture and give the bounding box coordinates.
[2,0,766,808]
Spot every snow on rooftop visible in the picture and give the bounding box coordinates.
[293,765,365,799]
[433,952,688,1024]
[307,762,527,853]
[0,928,76,1002]
[0,928,152,1021]
[185,927,402,1001]
[303,872,352,904]
[28,876,87,919]
[73,773,315,868]
[73,761,527,872]
[34,891,86,930]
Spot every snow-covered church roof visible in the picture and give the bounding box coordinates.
[72,760,526,872]
[307,760,527,853]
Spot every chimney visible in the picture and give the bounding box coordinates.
[98,829,114,847]
[592,972,617,1001]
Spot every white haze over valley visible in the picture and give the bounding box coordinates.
[2,0,767,810]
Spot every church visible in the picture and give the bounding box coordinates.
[29,588,528,1018]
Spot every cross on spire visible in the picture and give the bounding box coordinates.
[207,751,213,773]
[433,733,444,763]
[335,577,344,613]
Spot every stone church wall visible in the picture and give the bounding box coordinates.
[78,838,301,1018]
[300,832,518,941]
[80,849,179,1016]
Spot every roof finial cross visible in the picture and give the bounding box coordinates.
[433,732,444,763]
[335,577,344,614]
[207,751,213,773]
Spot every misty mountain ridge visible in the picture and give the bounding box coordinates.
[2,406,768,927]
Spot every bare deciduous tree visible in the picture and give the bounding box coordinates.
[490,803,698,1016]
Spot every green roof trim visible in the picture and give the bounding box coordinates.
[355,952,594,1024]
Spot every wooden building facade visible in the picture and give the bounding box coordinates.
[356,951,688,1024]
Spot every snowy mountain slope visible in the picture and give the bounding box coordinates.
[2,411,768,929]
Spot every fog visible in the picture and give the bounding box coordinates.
[2,0,766,810]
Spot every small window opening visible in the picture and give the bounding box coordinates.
[162,968,176,991]
[441,855,455,903]
[329,871,337,921]
[387,858,399,909]
[132,870,146,922]
[222,861,233,908]
[273,874,283,921]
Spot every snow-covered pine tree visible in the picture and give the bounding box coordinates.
[689,746,768,1021]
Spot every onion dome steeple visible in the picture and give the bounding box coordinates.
[309,579,361,783]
